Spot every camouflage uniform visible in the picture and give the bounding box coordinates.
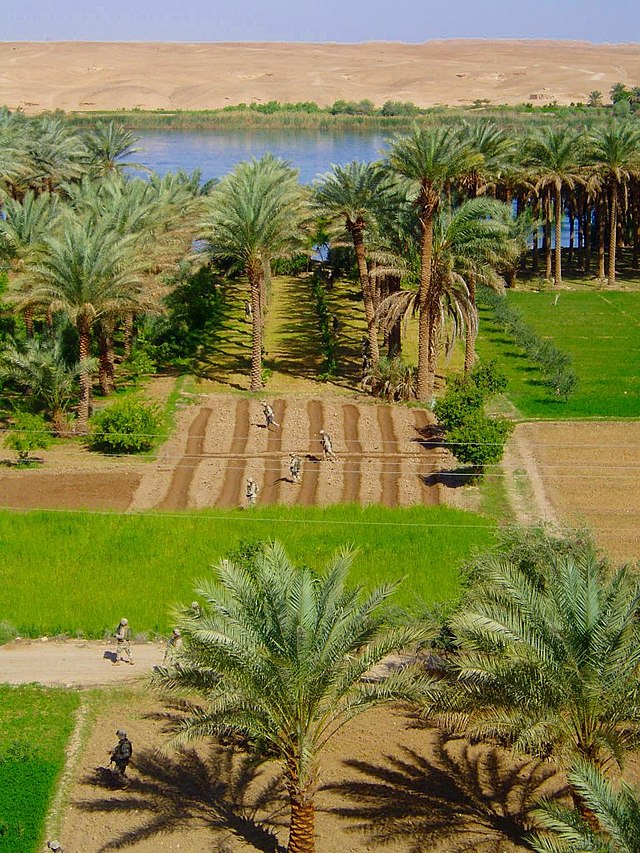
[289,453,302,484]
[110,729,133,777]
[319,430,335,461]
[246,478,259,507]
[163,629,183,664]
[261,401,279,429]
[114,618,133,665]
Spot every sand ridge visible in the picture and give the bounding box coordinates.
[1,39,639,112]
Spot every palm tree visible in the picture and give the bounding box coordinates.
[458,120,515,199]
[524,128,585,285]
[314,161,392,366]
[386,126,482,399]
[531,760,640,852]
[84,120,143,176]
[429,547,640,815]
[201,155,307,391]
[587,124,640,286]
[21,216,152,431]
[0,335,94,434]
[0,191,60,335]
[153,541,428,853]
[377,198,519,378]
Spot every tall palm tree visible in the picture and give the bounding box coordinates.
[458,120,516,199]
[314,161,392,366]
[153,541,428,853]
[428,547,640,815]
[377,198,519,377]
[201,155,307,391]
[22,216,151,431]
[587,124,640,286]
[386,126,481,399]
[524,128,585,285]
[531,760,640,852]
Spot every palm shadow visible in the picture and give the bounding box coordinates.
[76,744,288,852]
[324,730,567,853]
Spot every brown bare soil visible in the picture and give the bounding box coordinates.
[57,691,567,853]
[511,421,640,563]
[2,40,640,112]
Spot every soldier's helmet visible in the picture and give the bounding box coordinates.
[319,429,325,435]
[173,629,181,637]
[120,618,128,625]
[47,842,62,851]
[116,729,127,738]
[191,601,199,609]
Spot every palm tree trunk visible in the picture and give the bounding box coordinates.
[123,312,134,359]
[597,203,606,279]
[249,265,263,391]
[464,274,477,375]
[554,184,563,285]
[24,307,34,338]
[544,194,552,281]
[608,182,618,287]
[426,300,439,398]
[387,275,402,358]
[417,213,435,401]
[351,227,380,367]
[288,796,315,853]
[568,204,575,266]
[98,326,116,395]
[77,317,92,434]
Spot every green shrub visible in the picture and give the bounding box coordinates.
[448,412,514,469]
[89,398,161,453]
[3,412,52,461]
[434,384,485,431]
[362,357,416,401]
[121,347,156,383]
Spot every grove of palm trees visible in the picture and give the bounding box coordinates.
[2,99,640,853]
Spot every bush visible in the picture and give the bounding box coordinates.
[363,357,416,401]
[434,384,485,430]
[89,398,161,454]
[121,347,156,383]
[4,412,52,461]
[448,412,514,469]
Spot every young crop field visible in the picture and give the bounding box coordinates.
[0,685,79,853]
[476,290,640,419]
[0,505,494,638]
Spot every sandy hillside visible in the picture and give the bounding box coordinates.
[0,40,639,112]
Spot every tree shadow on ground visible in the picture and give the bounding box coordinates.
[77,744,288,852]
[422,466,480,489]
[323,730,567,853]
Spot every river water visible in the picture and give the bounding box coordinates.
[132,129,388,184]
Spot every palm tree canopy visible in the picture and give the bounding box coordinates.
[84,120,142,176]
[434,547,640,771]
[24,214,152,326]
[586,123,640,184]
[0,191,59,266]
[313,160,390,230]
[201,155,308,274]
[531,759,640,853]
[386,125,483,209]
[153,541,430,795]
[524,128,585,193]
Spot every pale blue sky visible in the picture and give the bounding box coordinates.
[2,0,639,42]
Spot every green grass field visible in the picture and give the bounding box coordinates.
[0,685,79,853]
[476,290,640,419]
[0,505,494,638]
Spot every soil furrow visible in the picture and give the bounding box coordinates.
[377,406,400,507]
[156,407,212,509]
[260,399,286,505]
[216,399,250,508]
[298,399,323,506]
[414,409,440,506]
[341,403,362,503]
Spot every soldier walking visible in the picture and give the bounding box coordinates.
[246,477,259,507]
[109,729,133,780]
[244,299,252,321]
[261,401,279,429]
[289,453,302,484]
[319,430,336,461]
[113,618,133,666]
[190,601,201,618]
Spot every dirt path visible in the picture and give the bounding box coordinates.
[341,404,362,502]
[298,399,323,506]
[260,399,286,505]
[377,406,400,508]
[0,640,164,688]
[413,409,440,507]
[155,407,212,510]
[501,425,559,527]
[216,398,251,508]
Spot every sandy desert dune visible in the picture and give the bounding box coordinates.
[0,39,639,112]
